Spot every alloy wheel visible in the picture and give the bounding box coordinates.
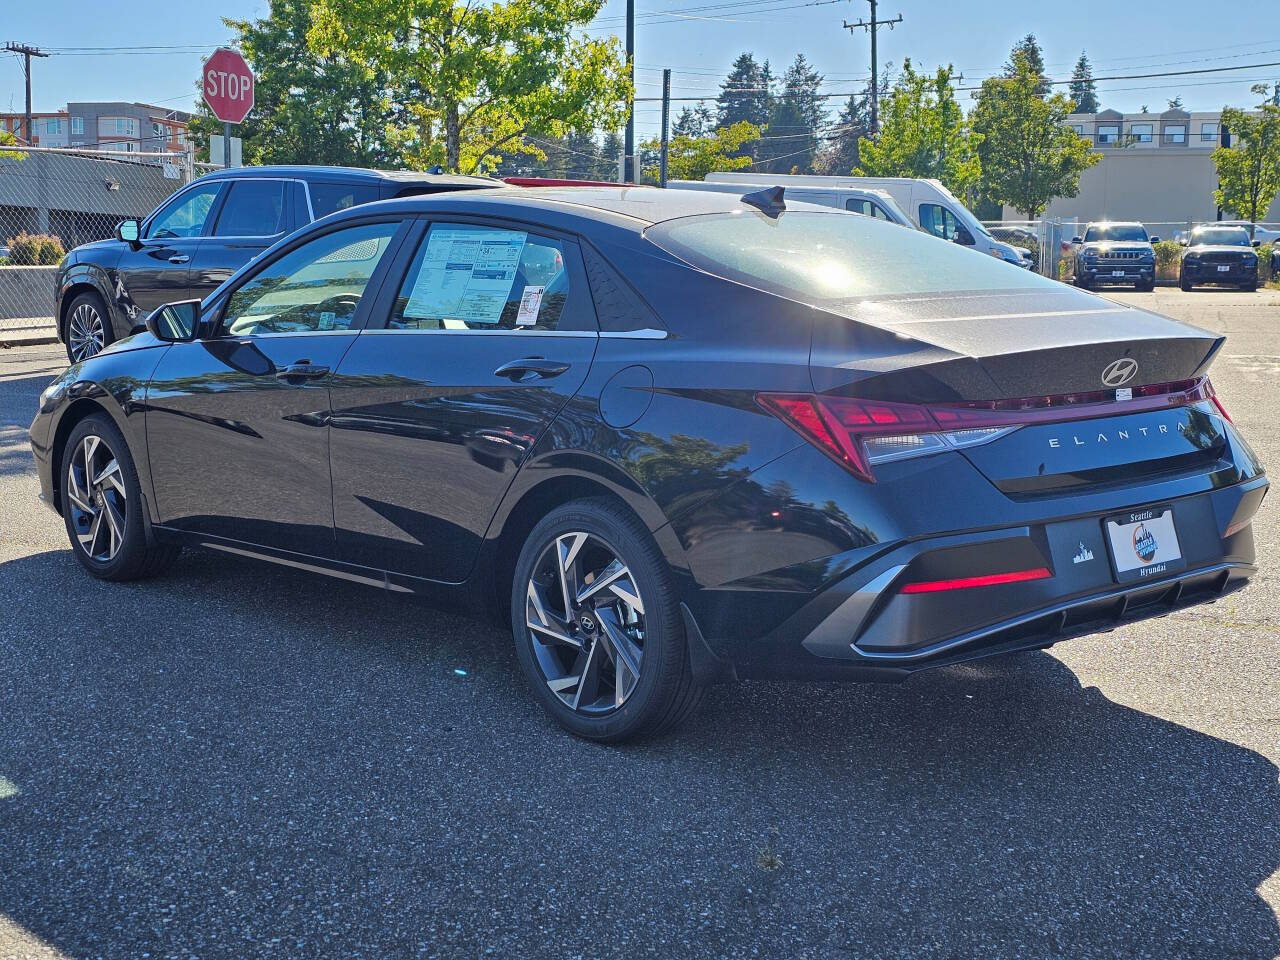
[525,532,647,714]
[65,434,128,563]
[68,302,105,362]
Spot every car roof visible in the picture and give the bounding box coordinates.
[197,164,496,188]
[367,184,834,227]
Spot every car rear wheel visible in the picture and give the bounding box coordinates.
[62,414,179,581]
[1241,279,1258,292]
[1180,276,1194,292]
[65,291,113,364]
[510,498,703,741]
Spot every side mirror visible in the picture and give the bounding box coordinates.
[1071,236,1083,244]
[953,228,975,246]
[114,219,141,245]
[1149,236,1160,244]
[1179,238,1190,246]
[1252,239,1262,247]
[144,299,201,342]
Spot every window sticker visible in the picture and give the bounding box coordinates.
[404,227,527,325]
[515,285,544,326]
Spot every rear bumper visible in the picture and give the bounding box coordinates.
[701,473,1267,682]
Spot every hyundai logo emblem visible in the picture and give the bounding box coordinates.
[1101,358,1138,387]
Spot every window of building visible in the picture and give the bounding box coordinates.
[1071,124,1084,135]
[1201,122,1218,142]
[1129,123,1153,143]
[115,117,135,136]
[1097,124,1119,144]
[0,119,7,131]
[1164,124,1187,144]
[46,118,63,135]
[71,116,83,135]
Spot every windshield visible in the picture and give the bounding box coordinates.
[645,210,1052,302]
[1190,227,1251,247]
[1083,224,1149,243]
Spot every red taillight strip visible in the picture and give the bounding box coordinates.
[900,567,1053,594]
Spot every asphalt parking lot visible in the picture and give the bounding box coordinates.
[1,288,1277,960]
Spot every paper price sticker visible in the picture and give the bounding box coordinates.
[516,285,545,326]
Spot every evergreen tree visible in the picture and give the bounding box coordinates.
[817,67,889,175]
[672,105,715,139]
[760,54,825,172]
[1168,95,1185,110]
[716,53,771,131]
[600,131,623,180]
[1005,34,1050,98]
[1068,52,1099,113]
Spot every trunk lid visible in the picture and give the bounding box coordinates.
[810,285,1223,401]
[808,285,1229,494]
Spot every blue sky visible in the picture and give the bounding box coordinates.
[4,0,1280,141]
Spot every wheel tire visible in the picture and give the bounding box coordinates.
[510,497,703,741]
[1241,280,1258,292]
[61,413,179,581]
[1180,277,1193,292]
[63,291,113,365]
[1075,276,1091,290]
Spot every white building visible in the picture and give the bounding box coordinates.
[1003,107,1280,226]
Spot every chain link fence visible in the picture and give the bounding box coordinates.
[0,145,199,338]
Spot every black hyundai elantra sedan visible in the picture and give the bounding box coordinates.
[30,186,1268,741]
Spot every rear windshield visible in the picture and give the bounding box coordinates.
[1083,224,1149,243]
[644,210,1051,301]
[1191,227,1251,246]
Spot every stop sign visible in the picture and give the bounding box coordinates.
[202,48,254,124]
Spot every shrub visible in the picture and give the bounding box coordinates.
[1153,240,1182,283]
[4,232,64,266]
[36,234,65,265]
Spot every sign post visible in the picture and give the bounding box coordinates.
[201,47,254,168]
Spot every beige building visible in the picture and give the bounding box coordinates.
[1002,107,1280,226]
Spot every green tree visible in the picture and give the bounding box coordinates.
[671,105,714,139]
[854,59,980,197]
[1214,86,1280,223]
[970,51,1101,218]
[308,0,630,173]
[759,54,825,173]
[188,0,395,166]
[639,120,761,182]
[1005,34,1050,98]
[599,131,623,180]
[817,68,890,175]
[1168,95,1185,110]
[716,52,772,158]
[1068,52,1099,113]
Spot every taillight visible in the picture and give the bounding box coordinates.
[758,376,1223,483]
[757,394,1014,483]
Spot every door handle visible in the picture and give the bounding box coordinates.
[168,254,190,264]
[493,357,571,381]
[275,361,331,382]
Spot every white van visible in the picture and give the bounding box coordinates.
[702,172,1029,267]
[667,179,914,228]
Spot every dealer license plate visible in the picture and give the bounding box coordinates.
[1104,507,1184,583]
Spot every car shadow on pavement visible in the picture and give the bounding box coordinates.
[1,545,1277,959]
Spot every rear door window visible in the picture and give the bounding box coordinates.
[846,198,893,221]
[212,179,287,237]
[308,181,381,219]
[386,223,577,332]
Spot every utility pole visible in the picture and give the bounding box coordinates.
[623,0,635,183]
[842,1,901,134]
[4,42,50,146]
[659,68,671,187]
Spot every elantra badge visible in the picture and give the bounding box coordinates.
[1101,358,1138,387]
